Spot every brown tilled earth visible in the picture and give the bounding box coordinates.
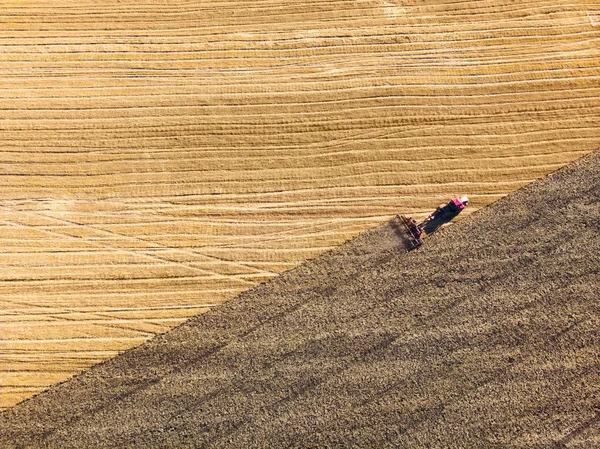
[1,0,600,409]
[1,151,598,448]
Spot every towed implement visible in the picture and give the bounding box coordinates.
[398,214,424,249]
[397,196,469,250]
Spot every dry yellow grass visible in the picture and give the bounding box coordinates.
[1,0,599,409]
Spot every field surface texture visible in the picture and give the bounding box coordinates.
[0,150,598,448]
[1,0,600,407]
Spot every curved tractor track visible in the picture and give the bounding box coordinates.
[1,0,599,408]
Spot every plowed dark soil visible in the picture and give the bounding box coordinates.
[1,150,599,448]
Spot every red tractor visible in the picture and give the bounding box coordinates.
[397,196,469,249]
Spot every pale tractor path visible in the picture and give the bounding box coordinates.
[0,0,599,409]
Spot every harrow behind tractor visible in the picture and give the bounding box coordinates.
[398,214,424,249]
[396,196,469,250]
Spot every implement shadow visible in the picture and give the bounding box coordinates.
[389,217,415,251]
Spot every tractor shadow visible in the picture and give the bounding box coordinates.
[422,209,461,235]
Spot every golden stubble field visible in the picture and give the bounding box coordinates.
[0,0,599,409]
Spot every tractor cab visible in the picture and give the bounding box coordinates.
[442,196,469,217]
